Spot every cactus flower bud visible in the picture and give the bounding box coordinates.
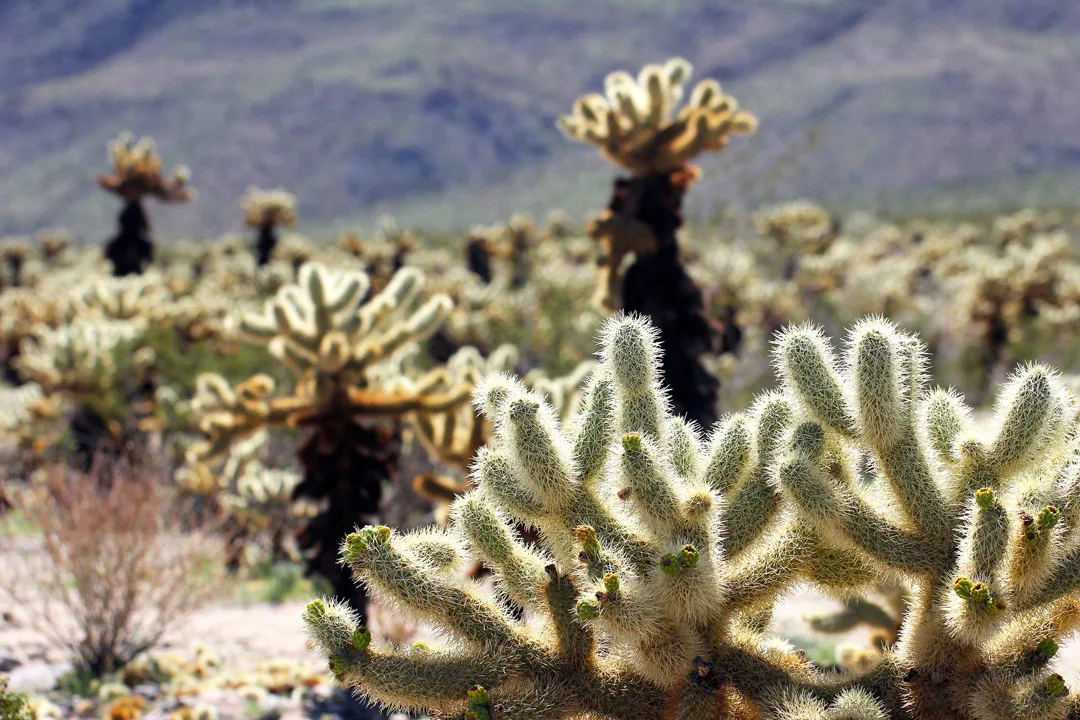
[954,576,974,599]
[1036,505,1060,530]
[678,544,699,568]
[577,598,601,620]
[975,487,996,510]
[351,627,371,652]
[1043,674,1068,698]
[1036,637,1059,661]
[603,573,620,594]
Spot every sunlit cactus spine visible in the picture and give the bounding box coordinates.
[304,314,1080,720]
[240,187,297,267]
[96,131,194,276]
[189,262,476,614]
[560,58,757,428]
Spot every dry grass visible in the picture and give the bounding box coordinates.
[1,457,223,676]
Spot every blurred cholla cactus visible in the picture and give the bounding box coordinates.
[305,314,1080,720]
[16,319,140,396]
[561,59,757,429]
[14,318,147,462]
[72,274,169,325]
[97,132,194,276]
[753,200,839,279]
[274,233,316,276]
[945,232,1079,396]
[37,229,72,263]
[0,237,32,289]
[189,262,475,612]
[0,381,63,454]
[546,209,573,239]
[240,187,297,267]
[558,57,757,175]
[807,582,910,670]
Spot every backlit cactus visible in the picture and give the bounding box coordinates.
[97,132,194,276]
[240,187,297,267]
[561,58,757,429]
[189,261,476,612]
[305,313,1080,720]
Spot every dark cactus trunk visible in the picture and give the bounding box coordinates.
[6,257,24,288]
[255,223,277,267]
[294,415,401,618]
[105,199,153,277]
[611,171,720,429]
[466,237,493,284]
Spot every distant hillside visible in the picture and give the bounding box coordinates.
[2,0,1080,239]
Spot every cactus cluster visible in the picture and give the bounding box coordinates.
[304,313,1080,720]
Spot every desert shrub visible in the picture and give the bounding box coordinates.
[1,457,223,676]
[0,676,33,720]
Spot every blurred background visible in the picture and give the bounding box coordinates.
[4,0,1080,239]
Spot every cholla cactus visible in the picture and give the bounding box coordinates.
[189,262,475,611]
[305,314,1080,720]
[240,187,297,267]
[97,131,194,276]
[753,200,839,279]
[13,318,149,462]
[37,229,72,263]
[0,237,32,289]
[560,59,757,428]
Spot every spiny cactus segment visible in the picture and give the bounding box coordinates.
[304,313,1080,720]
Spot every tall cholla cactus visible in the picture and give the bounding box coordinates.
[560,58,757,429]
[240,187,297,267]
[304,314,1080,720]
[189,262,475,612]
[97,132,194,276]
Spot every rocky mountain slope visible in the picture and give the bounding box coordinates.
[2,0,1080,238]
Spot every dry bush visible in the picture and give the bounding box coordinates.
[1,456,223,676]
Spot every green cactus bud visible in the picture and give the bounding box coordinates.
[468,685,491,706]
[622,432,643,453]
[969,582,990,603]
[975,487,997,510]
[603,573,620,594]
[577,598,601,620]
[954,576,974,599]
[1035,637,1059,660]
[660,554,681,576]
[1037,505,1060,530]
[678,544,699,568]
[985,595,1006,615]
[1043,674,1067,698]
[351,627,371,652]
